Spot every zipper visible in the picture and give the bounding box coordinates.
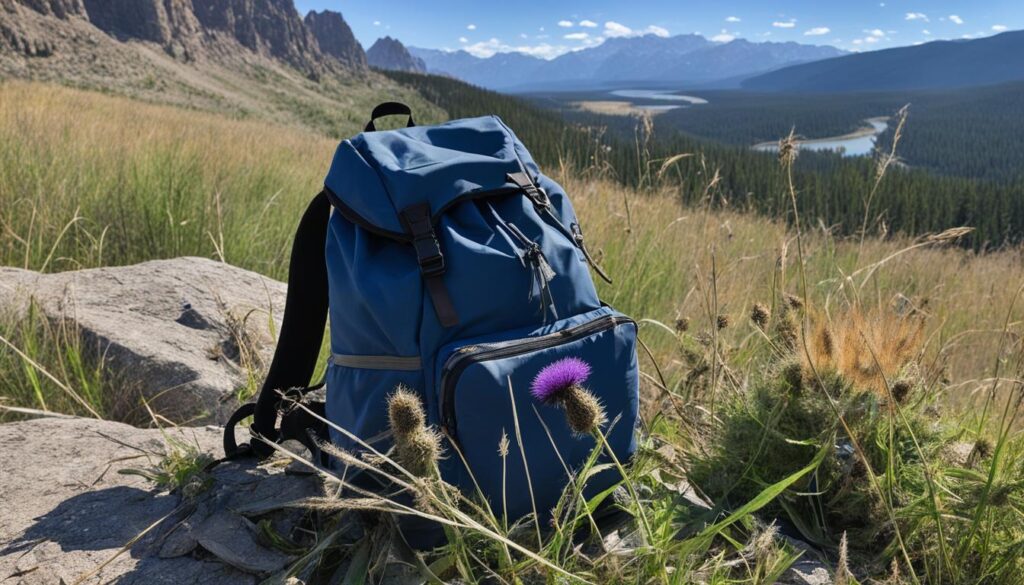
[439,314,634,436]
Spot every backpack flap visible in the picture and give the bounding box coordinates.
[324,115,567,238]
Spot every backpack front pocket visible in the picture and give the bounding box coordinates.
[434,308,639,521]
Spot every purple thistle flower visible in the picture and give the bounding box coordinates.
[531,357,592,403]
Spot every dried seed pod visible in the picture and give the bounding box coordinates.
[387,385,425,440]
[751,302,771,329]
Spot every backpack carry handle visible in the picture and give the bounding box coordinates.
[364,102,416,132]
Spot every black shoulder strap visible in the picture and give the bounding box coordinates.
[224,191,331,459]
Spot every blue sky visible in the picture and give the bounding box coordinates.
[294,1,1021,59]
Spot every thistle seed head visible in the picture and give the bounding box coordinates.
[675,316,690,332]
[716,314,731,330]
[891,379,912,404]
[784,293,804,311]
[387,385,425,439]
[397,428,441,478]
[563,385,606,435]
[751,302,771,329]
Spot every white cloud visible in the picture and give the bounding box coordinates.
[645,25,670,37]
[992,24,1009,32]
[866,28,885,37]
[579,20,598,28]
[558,20,574,28]
[922,29,932,35]
[459,36,468,43]
[564,32,589,40]
[804,27,831,36]
[520,33,528,39]
[711,29,736,42]
[949,15,964,25]
[466,23,477,30]
[726,16,741,23]
[905,12,929,22]
[604,21,633,37]
[864,36,879,43]
[772,20,796,29]
[461,37,571,60]
[372,20,381,26]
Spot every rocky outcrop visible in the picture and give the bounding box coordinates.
[81,0,201,59]
[366,36,425,73]
[1,0,85,18]
[0,0,86,56]
[304,9,365,70]
[191,0,323,75]
[0,416,324,584]
[0,257,286,424]
[2,0,365,78]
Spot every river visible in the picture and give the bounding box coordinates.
[752,117,890,157]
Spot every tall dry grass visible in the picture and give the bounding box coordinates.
[2,81,1023,415]
[0,81,333,278]
[566,175,1024,408]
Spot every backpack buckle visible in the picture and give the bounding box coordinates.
[401,202,446,278]
[507,172,549,209]
[413,233,446,277]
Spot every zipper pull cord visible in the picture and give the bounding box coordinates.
[571,222,613,284]
[508,223,559,322]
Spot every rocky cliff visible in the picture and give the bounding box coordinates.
[1,0,367,74]
[304,9,365,70]
[367,36,425,73]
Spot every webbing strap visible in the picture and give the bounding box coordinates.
[224,191,331,459]
[399,202,459,328]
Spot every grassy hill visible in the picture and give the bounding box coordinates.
[2,81,1024,583]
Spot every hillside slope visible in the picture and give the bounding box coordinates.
[743,30,1024,92]
[0,0,440,137]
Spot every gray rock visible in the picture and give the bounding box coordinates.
[192,511,292,575]
[0,416,331,584]
[0,416,248,584]
[780,536,834,585]
[0,257,286,423]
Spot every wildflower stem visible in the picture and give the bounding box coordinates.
[592,427,653,542]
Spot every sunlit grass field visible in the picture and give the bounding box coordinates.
[2,81,1023,583]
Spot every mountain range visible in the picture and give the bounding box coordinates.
[407,35,847,91]
[744,30,1024,93]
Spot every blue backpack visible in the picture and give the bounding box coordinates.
[225,102,640,536]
